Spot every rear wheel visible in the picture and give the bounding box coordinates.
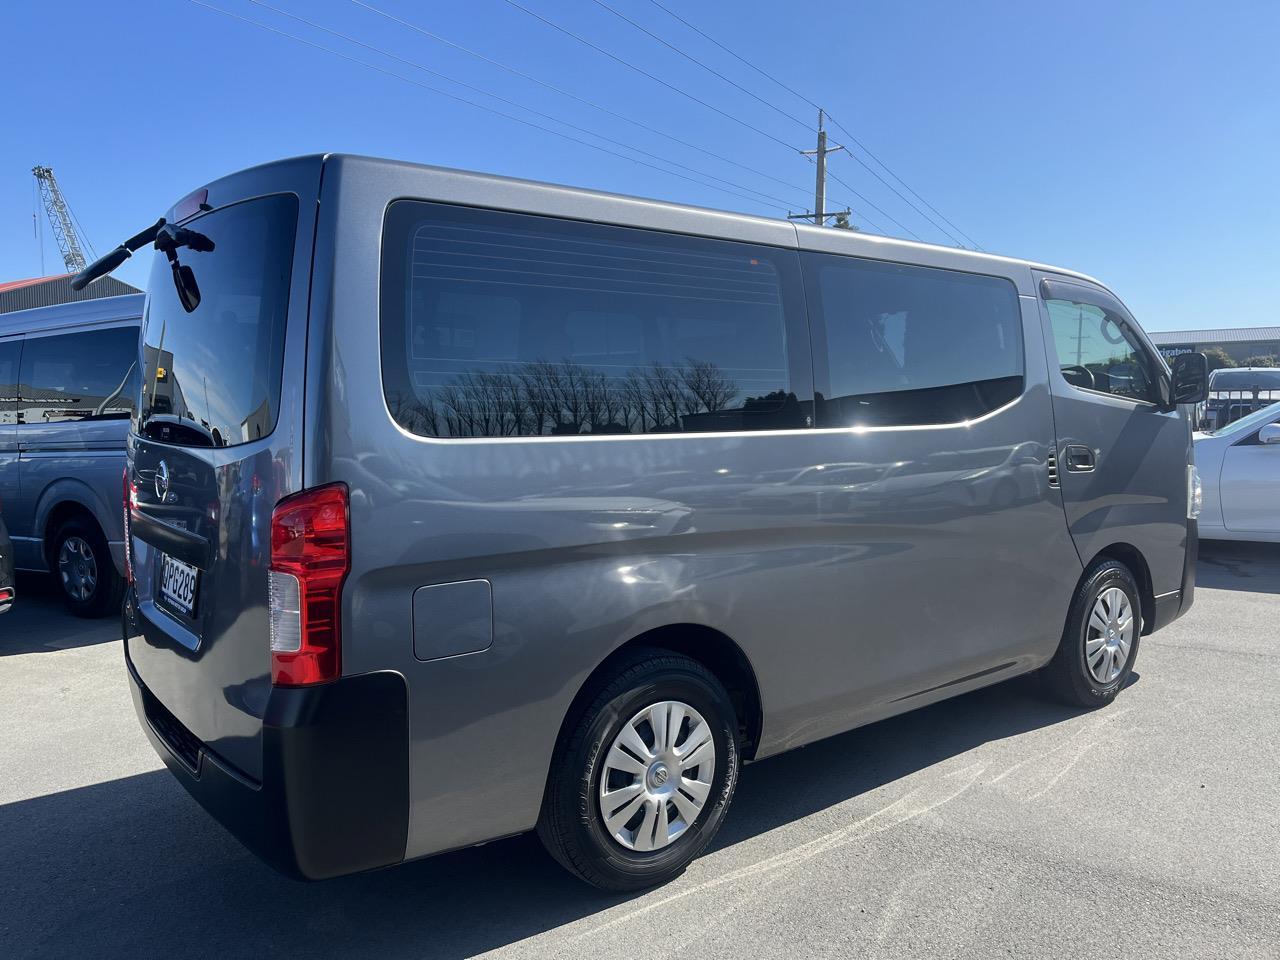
[1042,559,1141,708]
[537,648,739,890]
[52,518,123,619]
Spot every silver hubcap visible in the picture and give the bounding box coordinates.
[1086,587,1133,684]
[59,535,98,602]
[598,700,716,852]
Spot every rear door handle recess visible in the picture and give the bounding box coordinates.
[1065,445,1097,472]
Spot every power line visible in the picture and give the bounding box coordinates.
[587,0,813,134]
[189,1,796,214]
[347,0,905,242]
[834,139,965,247]
[645,0,823,113]
[645,0,980,249]
[66,199,98,261]
[825,166,922,241]
[823,114,982,250]
[250,1,804,210]
[348,0,911,243]
[345,0,815,199]
[499,0,801,155]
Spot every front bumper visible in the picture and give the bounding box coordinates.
[125,607,409,880]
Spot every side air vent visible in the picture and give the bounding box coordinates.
[1047,451,1060,488]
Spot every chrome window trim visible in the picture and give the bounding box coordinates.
[384,392,1028,445]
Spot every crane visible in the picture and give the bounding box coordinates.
[32,165,93,274]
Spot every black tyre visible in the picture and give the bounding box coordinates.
[1043,559,1141,708]
[537,648,740,891]
[52,518,124,619]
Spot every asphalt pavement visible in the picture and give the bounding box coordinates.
[1,544,1277,959]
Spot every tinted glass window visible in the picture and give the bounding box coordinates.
[381,202,806,438]
[1209,368,1280,392]
[139,194,297,447]
[1046,298,1160,403]
[804,254,1023,427]
[17,327,139,424]
[0,339,18,426]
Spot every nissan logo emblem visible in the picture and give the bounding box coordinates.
[155,460,171,501]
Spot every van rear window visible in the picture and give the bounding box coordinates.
[138,194,297,447]
[380,201,806,438]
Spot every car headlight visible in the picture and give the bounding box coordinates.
[1187,464,1202,520]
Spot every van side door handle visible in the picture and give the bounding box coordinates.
[1065,444,1096,472]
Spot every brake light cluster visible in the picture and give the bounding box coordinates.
[268,483,350,686]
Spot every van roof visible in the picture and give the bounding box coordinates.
[189,153,1105,294]
[0,292,145,338]
[318,152,1106,289]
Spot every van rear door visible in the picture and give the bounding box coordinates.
[126,159,321,783]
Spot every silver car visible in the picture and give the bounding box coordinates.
[104,155,1207,889]
[1195,400,1280,542]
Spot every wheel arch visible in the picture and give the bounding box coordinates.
[562,623,765,762]
[1087,542,1156,635]
[37,483,112,570]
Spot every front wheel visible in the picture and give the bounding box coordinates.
[537,648,740,890]
[1042,559,1141,708]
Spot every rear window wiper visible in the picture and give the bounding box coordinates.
[72,217,166,290]
[73,218,215,313]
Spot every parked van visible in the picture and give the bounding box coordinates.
[0,294,143,616]
[111,156,1207,889]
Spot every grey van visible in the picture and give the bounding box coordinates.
[0,294,143,616]
[105,155,1207,890]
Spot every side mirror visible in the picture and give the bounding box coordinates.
[1170,352,1209,406]
[1259,423,1280,445]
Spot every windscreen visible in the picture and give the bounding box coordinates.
[1205,400,1280,436]
[137,194,297,447]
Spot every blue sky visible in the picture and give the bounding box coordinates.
[1,0,1276,332]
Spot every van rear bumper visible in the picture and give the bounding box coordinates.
[125,631,409,880]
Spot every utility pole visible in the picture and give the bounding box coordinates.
[789,109,851,228]
[32,165,89,274]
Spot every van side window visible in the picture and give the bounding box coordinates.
[17,327,139,424]
[381,202,807,438]
[1045,299,1159,404]
[0,340,18,425]
[802,253,1024,427]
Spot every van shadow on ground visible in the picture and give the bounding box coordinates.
[1,672,1099,959]
[1197,539,1280,594]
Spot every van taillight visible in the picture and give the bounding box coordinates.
[123,469,137,585]
[268,483,350,686]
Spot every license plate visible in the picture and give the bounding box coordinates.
[159,553,199,618]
